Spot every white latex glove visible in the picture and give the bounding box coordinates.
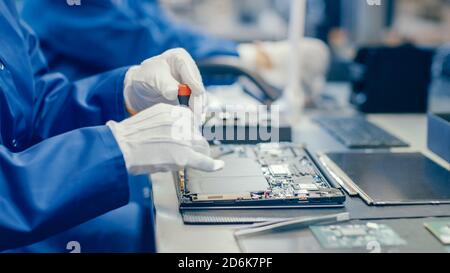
[237,39,330,101]
[124,48,206,116]
[107,103,224,175]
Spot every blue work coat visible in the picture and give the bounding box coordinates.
[0,0,154,252]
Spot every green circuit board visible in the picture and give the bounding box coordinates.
[311,223,406,249]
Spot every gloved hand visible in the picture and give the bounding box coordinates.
[107,103,224,175]
[124,48,206,115]
[237,39,330,103]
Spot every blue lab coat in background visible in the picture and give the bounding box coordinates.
[21,0,239,81]
[0,0,154,252]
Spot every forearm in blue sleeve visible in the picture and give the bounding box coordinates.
[0,126,129,251]
[16,16,130,143]
[32,68,129,143]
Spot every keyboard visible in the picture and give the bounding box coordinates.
[315,117,409,149]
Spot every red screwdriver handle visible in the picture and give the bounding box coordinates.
[178,84,191,107]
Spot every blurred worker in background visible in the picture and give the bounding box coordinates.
[21,0,239,81]
[22,0,330,105]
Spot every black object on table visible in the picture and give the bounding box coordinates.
[315,116,409,149]
[350,44,434,113]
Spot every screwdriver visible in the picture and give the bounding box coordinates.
[178,84,206,128]
[178,84,191,107]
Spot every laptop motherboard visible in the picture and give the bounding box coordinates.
[176,143,345,209]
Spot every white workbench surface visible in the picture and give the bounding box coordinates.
[151,112,449,252]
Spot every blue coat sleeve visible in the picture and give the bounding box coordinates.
[31,68,129,142]
[18,17,129,142]
[21,0,238,80]
[0,127,129,251]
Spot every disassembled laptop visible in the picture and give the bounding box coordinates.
[175,143,345,209]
